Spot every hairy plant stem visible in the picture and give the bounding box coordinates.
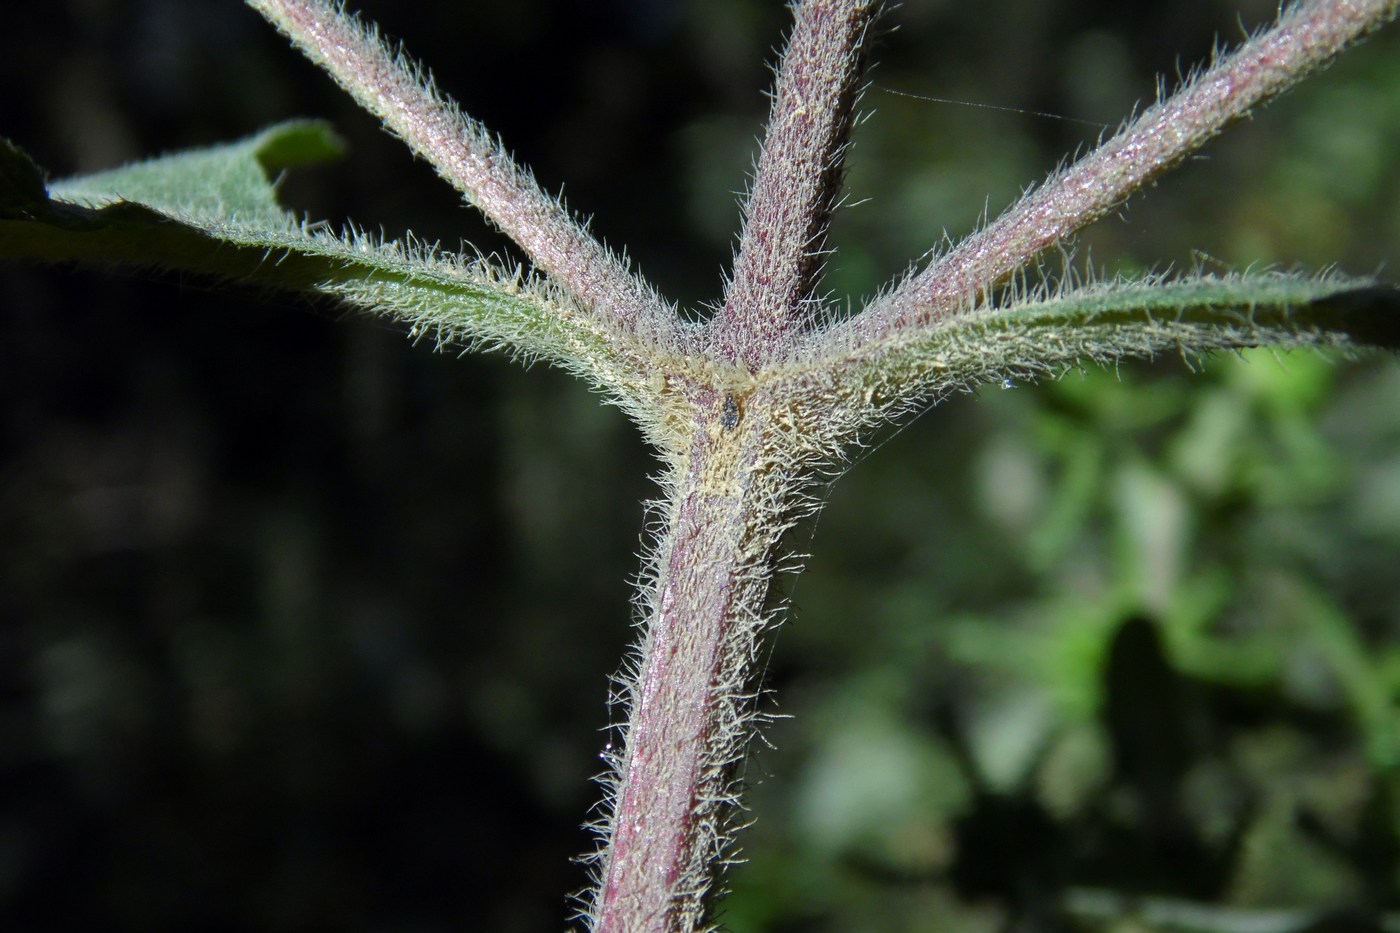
[247,0,680,347]
[713,0,876,368]
[592,394,800,932]
[587,6,877,922]
[587,8,879,920]
[858,0,1400,337]
[227,2,1400,930]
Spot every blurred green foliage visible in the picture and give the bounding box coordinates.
[1,1,1397,931]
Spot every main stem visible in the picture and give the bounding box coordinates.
[590,3,872,924]
[591,395,796,932]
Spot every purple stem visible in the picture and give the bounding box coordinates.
[246,0,678,345]
[856,0,1398,339]
[592,407,784,932]
[711,0,877,369]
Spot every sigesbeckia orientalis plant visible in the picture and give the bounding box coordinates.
[3,0,1399,929]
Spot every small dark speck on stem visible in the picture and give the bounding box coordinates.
[720,394,740,430]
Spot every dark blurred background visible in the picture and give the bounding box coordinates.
[2,1,1398,930]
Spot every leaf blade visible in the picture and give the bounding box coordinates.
[793,274,1400,440]
[0,124,655,403]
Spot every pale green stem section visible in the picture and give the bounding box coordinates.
[853,0,1400,339]
[245,0,682,348]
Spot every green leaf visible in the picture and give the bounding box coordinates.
[47,120,345,224]
[0,123,651,400]
[803,274,1400,439]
